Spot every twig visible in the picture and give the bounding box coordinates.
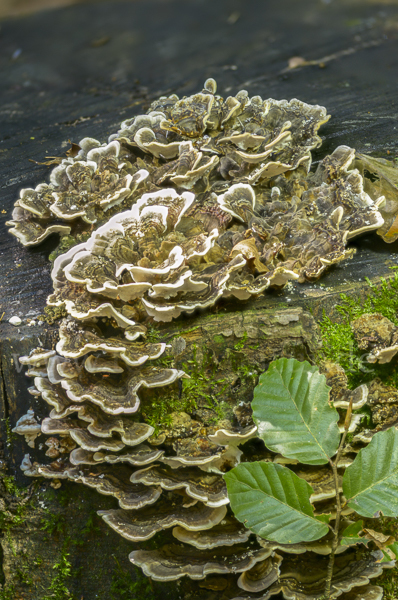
[324,396,353,599]
[240,39,382,88]
[280,40,382,74]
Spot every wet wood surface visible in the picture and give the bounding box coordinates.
[1,0,398,597]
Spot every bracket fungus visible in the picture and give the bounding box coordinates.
[129,544,272,581]
[98,496,227,542]
[172,515,251,549]
[12,409,42,448]
[8,79,395,599]
[130,464,228,507]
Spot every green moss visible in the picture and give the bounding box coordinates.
[1,417,17,450]
[379,573,398,600]
[316,271,398,599]
[229,342,261,387]
[339,271,398,325]
[318,269,398,387]
[211,400,234,422]
[145,329,267,431]
[233,331,248,351]
[42,544,75,600]
[235,362,260,385]
[40,510,68,537]
[1,480,143,599]
[0,479,39,592]
[141,369,198,433]
[1,475,23,497]
[0,583,16,600]
[36,486,103,598]
[0,506,27,557]
[110,558,154,600]
[142,345,228,431]
[48,232,91,263]
[177,325,200,336]
[0,476,37,549]
[182,345,221,403]
[0,502,27,530]
[317,311,363,384]
[145,323,163,344]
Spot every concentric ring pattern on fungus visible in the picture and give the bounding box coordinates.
[8,80,392,600]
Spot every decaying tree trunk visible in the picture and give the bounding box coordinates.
[1,0,398,597]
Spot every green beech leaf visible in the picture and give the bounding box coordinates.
[343,428,398,518]
[315,514,331,524]
[224,462,329,544]
[385,541,398,560]
[341,520,363,537]
[381,549,395,563]
[252,358,340,465]
[340,520,367,547]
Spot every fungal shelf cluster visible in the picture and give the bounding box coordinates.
[8,79,395,600]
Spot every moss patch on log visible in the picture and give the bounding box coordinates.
[0,477,171,600]
[318,268,398,387]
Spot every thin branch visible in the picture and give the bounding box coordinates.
[323,397,353,599]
